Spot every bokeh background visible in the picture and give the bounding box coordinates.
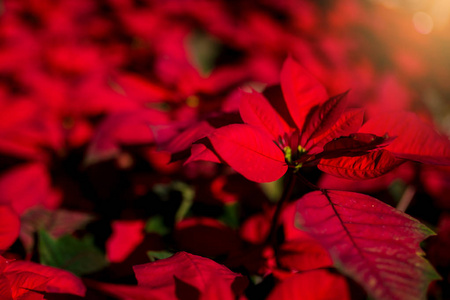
[0,0,449,299]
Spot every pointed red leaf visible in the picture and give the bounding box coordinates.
[359,112,450,165]
[106,220,145,263]
[3,260,86,296]
[133,252,247,298]
[185,143,221,165]
[304,109,364,154]
[1,271,48,300]
[280,56,328,130]
[239,90,285,139]
[318,150,403,180]
[208,124,287,182]
[296,190,440,300]
[301,91,349,147]
[161,120,215,155]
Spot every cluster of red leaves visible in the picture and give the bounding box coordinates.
[0,0,450,299]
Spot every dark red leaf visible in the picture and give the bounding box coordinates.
[304,109,364,154]
[174,217,240,257]
[359,112,450,165]
[296,190,440,300]
[322,133,393,154]
[318,150,403,180]
[301,91,349,148]
[84,279,162,300]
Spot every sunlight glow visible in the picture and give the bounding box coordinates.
[413,11,434,34]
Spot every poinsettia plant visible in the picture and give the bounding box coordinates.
[1,0,450,299]
[169,56,450,300]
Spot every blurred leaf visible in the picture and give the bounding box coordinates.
[38,230,108,276]
[21,207,94,253]
[147,250,174,262]
[260,178,284,203]
[187,30,221,76]
[388,179,407,204]
[145,216,170,236]
[218,203,240,229]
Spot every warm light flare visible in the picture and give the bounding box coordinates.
[413,11,434,34]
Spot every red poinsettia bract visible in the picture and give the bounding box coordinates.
[184,56,450,183]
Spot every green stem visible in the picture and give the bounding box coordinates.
[266,170,296,245]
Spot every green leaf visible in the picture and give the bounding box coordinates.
[388,179,407,204]
[147,250,174,262]
[218,203,240,229]
[145,216,170,236]
[38,230,108,276]
[187,30,221,76]
[260,177,284,203]
[21,207,94,253]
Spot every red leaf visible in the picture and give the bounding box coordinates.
[163,121,215,155]
[322,133,393,154]
[0,163,61,214]
[185,143,221,165]
[280,56,328,130]
[0,270,48,300]
[106,220,145,263]
[239,90,285,139]
[296,190,440,300]
[0,206,19,252]
[208,124,287,182]
[85,109,169,165]
[318,150,402,180]
[3,260,86,297]
[304,108,364,155]
[133,252,247,298]
[301,91,349,148]
[267,269,350,300]
[240,213,271,245]
[359,112,450,165]
[318,162,416,193]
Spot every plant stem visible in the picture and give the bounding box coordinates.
[266,170,296,245]
[295,172,321,191]
[396,185,416,212]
